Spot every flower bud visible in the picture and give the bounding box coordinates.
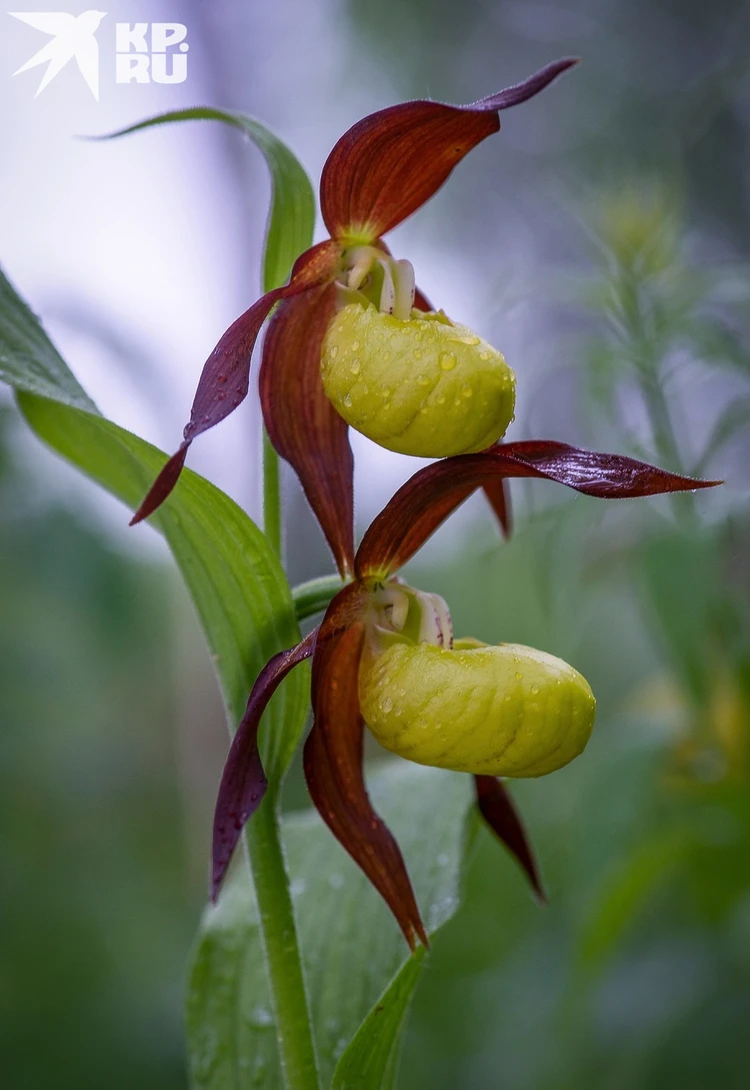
[359,640,595,777]
[321,303,515,457]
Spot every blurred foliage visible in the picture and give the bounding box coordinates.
[0,408,197,1089]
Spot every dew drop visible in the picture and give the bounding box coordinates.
[330,345,339,358]
[343,393,353,408]
[349,358,361,375]
[417,373,429,386]
[351,340,360,351]
[436,393,446,405]
[414,348,423,360]
[515,671,523,680]
[530,684,540,694]
[381,696,393,713]
[383,350,391,361]
[453,334,480,346]
[461,384,473,397]
[439,352,457,371]
[479,350,490,361]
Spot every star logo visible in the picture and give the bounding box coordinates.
[9,11,106,100]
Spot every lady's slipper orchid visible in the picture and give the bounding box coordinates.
[130,58,578,577]
[211,441,718,947]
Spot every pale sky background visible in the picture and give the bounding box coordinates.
[0,0,493,566]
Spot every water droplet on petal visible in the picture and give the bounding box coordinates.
[439,352,457,371]
[343,393,353,408]
[349,358,361,375]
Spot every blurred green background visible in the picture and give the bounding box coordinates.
[1,0,749,1087]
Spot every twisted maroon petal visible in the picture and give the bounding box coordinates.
[211,628,318,900]
[131,240,340,525]
[355,441,720,578]
[413,286,433,312]
[303,584,427,949]
[482,478,513,538]
[475,776,545,902]
[320,59,578,240]
[260,280,355,576]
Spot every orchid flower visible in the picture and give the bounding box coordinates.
[130,58,579,577]
[211,441,718,948]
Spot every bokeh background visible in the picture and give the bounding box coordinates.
[1,0,749,1086]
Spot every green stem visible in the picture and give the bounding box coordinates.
[244,793,321,1090]
[252,427,320,1090]
[293,574,347,621]
[263,428,282,558]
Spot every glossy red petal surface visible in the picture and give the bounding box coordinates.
[260,281,355,576]
[131,241,340,525]
[413,286,433,312]
[474,776,545,902]
[320,59,578,240]
[482,478,512,538]
[303,587,427,949]
[355,441,719,577]
[211,628,318,900]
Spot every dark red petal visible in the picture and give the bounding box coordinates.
[131,241,340,525]
[129,444,189,525]
[355,442,720,577]
[482,479,512,538]
[260,281,355,576]
[211,628,318,900]
[499,438,723,497]
[320,59,578,240]
[304,592,427,949]
[474,776,545,902]
[413,286,433,313]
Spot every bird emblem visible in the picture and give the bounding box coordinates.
[10,11,106,100]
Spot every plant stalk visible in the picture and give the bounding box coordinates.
[263,427,283,559]
[244,792,320,1090]
[245,426,320,1090]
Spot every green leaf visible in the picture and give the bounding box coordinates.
[0,266,96,411]
[94,107,316,293]
[187,763,474,1090]
[331,952,425,1090]
[16,390,307,781]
